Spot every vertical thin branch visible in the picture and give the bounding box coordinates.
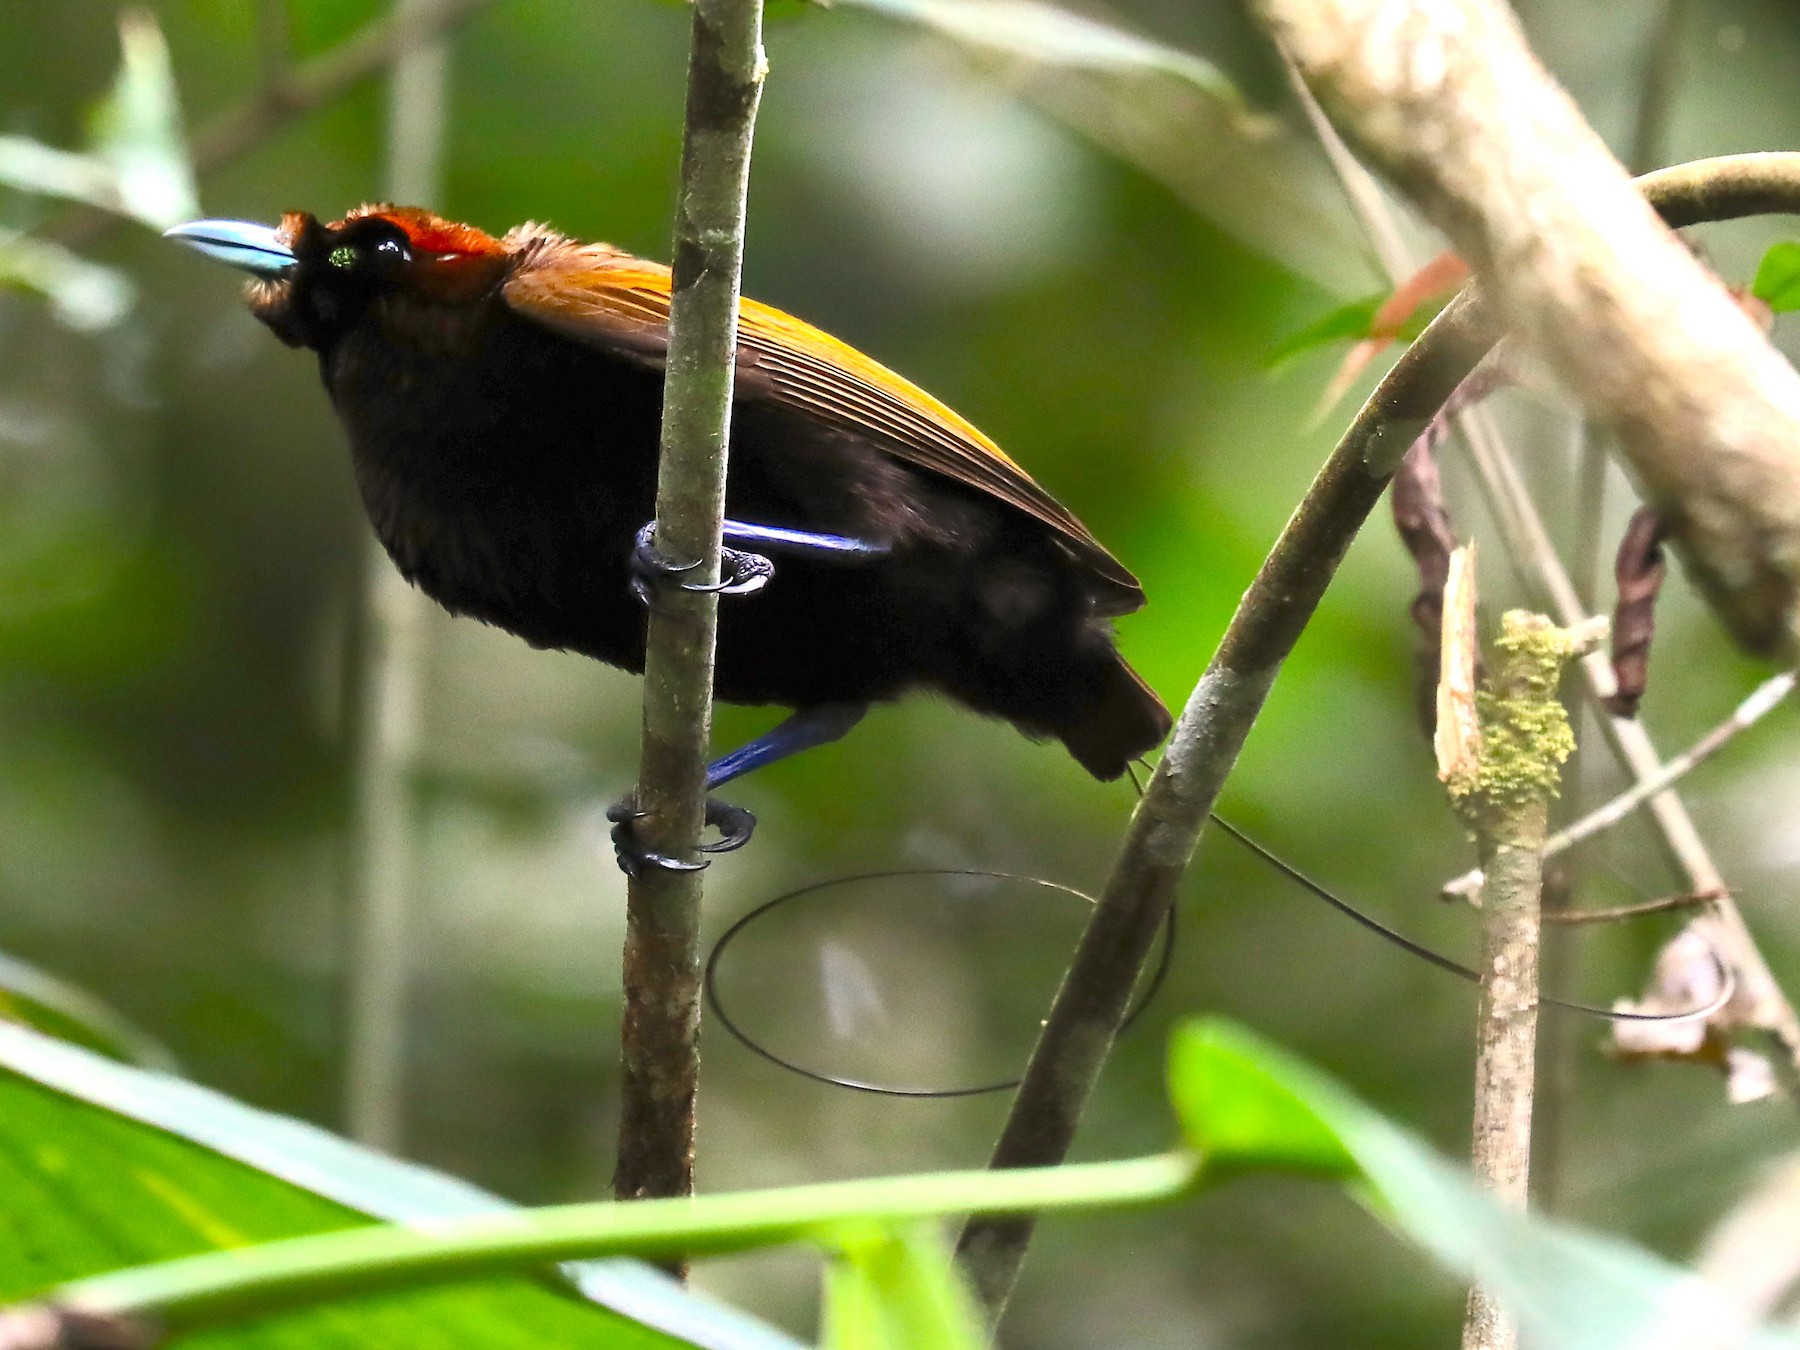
[614,0,766,1205]
[1462,822,1543,1350]
[1549,0,1685,1205]
[340,0,448,1152]
[1439,585,1596,1350]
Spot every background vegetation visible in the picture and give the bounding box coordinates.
[5,0,1800,1344]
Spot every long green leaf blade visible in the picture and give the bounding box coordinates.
[0,1021,803,1350]
[1170,1019,1798,1350]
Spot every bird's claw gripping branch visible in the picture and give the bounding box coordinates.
[605,796,757,877]
[627,520,774,607]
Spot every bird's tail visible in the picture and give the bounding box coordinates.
[1059,655,1172,781]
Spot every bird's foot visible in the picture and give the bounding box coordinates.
[629,522,773,606]
[606,795,758,876]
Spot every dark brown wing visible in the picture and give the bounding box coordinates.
[501,236,1145,610]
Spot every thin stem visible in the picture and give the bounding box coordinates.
[1461,795,1544,1350]
[957,153,1800,1322]
[1628,0,1689,176]
[957,286,1497,1320]
[1445,609,1592,1350]
[614,0,766,1206]
[339,0,451,1155]
[0,1154,1197,1347]
[1544,890,1723,926]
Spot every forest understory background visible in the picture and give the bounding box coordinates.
[6,0,1800,1346]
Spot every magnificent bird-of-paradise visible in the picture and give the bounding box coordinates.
[167,207,1170,869]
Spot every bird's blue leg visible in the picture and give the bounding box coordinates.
[689,702,868,860]
[706,702,869,791]
[615,521,882,874]
[608,700,871,876]
[628,519,888,605]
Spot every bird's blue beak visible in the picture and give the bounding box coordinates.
[163,219,295,276]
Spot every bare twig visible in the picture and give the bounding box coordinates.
[957,155,1800,1321]
[1439,586,1595,1350]
[1629,0,1690,176]
[1546,890,1723,926]
[614,0,766,1207]
[1260,0,1800,661]
[1442,671,1796,900]
[340,0,451,1154]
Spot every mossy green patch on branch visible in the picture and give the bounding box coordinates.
[1447,611,1592,820]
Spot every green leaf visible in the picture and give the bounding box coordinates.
[0,1020,803,1350]
[831,0,1372,294]
[0,949,178,1072]
[1167,1019,1358,1178]
[1266,289,1455,369]
[1265,296,1383,369]
[0,228,133,330]
[85,11,197,228]
[1171,1019,1799,1350]
[1752,241,1800,313]
[820,1223,984,1350]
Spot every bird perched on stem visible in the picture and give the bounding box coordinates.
[167,207,1171,870]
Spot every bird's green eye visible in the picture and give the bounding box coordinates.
[328,245,357,270]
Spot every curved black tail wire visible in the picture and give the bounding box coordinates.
[704,768,1733,1096]
[703,868,1175,1098]
[1206,812,1734,1023]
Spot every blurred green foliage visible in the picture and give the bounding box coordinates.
[0,1022,730,1350]
[10,1014,1774,1350]
[3,1,1800,1346]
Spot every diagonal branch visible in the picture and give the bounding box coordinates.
[614,0,767,1206]
[957,285,1496,1319]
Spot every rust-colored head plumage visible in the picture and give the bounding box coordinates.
[340,204,506,260]
[245,206,510,351]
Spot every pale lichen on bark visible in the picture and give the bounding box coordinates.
[1452,614,1582,819]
